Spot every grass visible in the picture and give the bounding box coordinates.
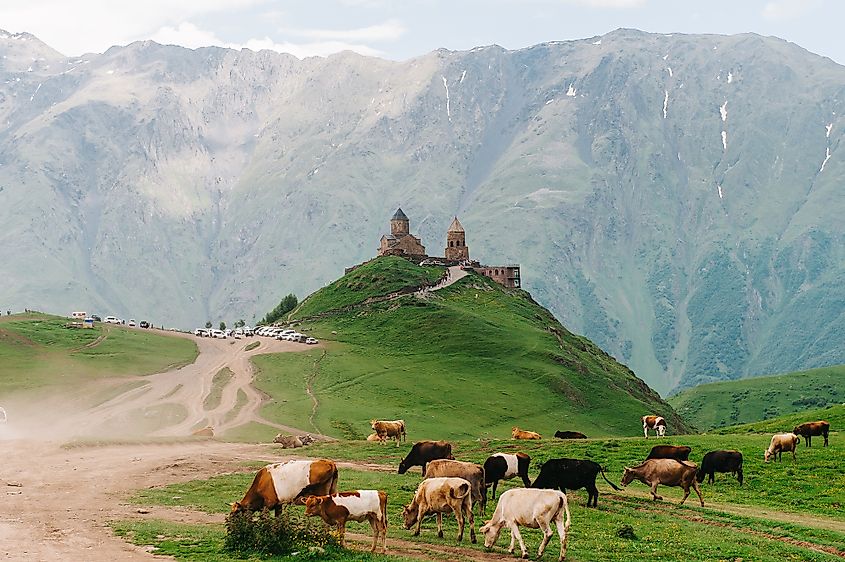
[669,365,845,430]
[204,368,234,411]
[251,258,687,440]
[245,341,260,351]
[124,432,845,561]
[714,404,845,436]
[0,314,198,398]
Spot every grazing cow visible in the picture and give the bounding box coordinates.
[642,415,666,438]
[511,426,541,440]
[304,490,388,552]
[764,433,800,462]
[620,459,704,507]
[231,459,338,515]
[554,430,587,439]
[481,488,571,562]
[697,450,743,485]
[402,477,476,543]
[646,445,691,461]
[425,459,487,514]
[398,440,454,475]
[483,453,531,500]
[366,432,386,443]
[793,421,830,447]
[370,419,406,446]
[531,458,620,508]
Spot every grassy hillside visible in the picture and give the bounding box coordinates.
[669,366,845,430]
[0,313,197,398]
[121,433,845,561]
[715,405,844,436]
[252,257,688,440]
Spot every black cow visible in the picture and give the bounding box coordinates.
[483,452,531,499]
[397,440,454,475]
[646,445,691,461]
[531,458,620,507]
[697,450,743,485]
[554,431,588,439]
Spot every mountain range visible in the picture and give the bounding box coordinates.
[2,28,845,394]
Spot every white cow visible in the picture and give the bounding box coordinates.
[480,488,571,561]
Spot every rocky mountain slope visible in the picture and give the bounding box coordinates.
[2,28,845,394]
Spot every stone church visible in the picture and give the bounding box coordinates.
[377,208,427,258]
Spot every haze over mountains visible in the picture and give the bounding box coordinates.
[2,28,845,394]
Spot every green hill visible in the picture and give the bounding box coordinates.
[251,257,689,440]
[714,404,844,436]
[669,365,845,430]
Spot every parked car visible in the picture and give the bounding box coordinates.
[104,316,119,324]
[243,327,254,336]
[91,315,102,322]
[233,332,243,339]
[305,337,318,345]
[211,329,227,339]
[139,320,150,329]
[128,319,136,327]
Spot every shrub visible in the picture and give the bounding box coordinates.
[224,507,339,556]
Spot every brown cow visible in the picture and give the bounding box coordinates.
[398,440,454,475]
[642,415,666,438]
[793,421,830,447]
[231,459,338,515]
[425,459,487,514]
[620,459,703,507]
[304,490,388,552]
[512,426,541,440]
[402,477,476,543]
[646,445,691,461]
[366,432,387,443]
[371,419,406,446]
[765,433,800,462]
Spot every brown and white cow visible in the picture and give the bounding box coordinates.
[481,488,571,562]
[371,419,406,446]
[304,490,388,552]
[231,459,338,515]
[620,458,703,507]
[512,426,541,440]
[793,421,830,447]
[402,477,476,543]
[483,453,532,500]
[765,433,800,462]
[642,415,666,438]
[425,459,487,514]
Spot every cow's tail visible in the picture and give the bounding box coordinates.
[557,494,571,536]
[600,467,621,491]
[451,483,471,500]
[329,465,339,495]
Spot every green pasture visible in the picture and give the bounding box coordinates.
[0,314,197,398]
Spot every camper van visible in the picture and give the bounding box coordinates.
[70,311,87,320]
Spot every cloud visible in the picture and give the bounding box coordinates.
[281,19,406,42]
[762,0,820,20]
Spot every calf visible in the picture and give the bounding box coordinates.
[646,445,691,461]
[231,459,338,515]
[512,426,541,440]
[697,450,743,485]
[642,415,666,438]
[371,419,406,446]
[531,458,620,508]
[304,490,388,552]
[481,488,571,562]
[621,458,703,507]
[764,433,800,462]
[554,430,587,439]
[398,440,454,475]
[483,453,531,500]
[366,432,386,443]
[402,477,476,543]
[425,459,487,514]
[793,421,830,447]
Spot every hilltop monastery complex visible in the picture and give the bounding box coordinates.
[372,208,521,288]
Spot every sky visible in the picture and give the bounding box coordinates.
[0,0,842,65]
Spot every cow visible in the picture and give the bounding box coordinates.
[483,453,531,500]
[231,459,338,515]
[402,477,476,543]
[621,458,704,507]
[531,458,620,508]
[480,488,571,562]
[793,421,830,447]
[304,490,388,552]
[512,426,541,440]
[697,450,743,485]
[646,445,691,461]
[554,431,587,439]
[366,432,386,443]
[398,440,454,475]
[764,433,800,462]
[425,459,487,514]
[371,419,406,446]
[642,415,666,438]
